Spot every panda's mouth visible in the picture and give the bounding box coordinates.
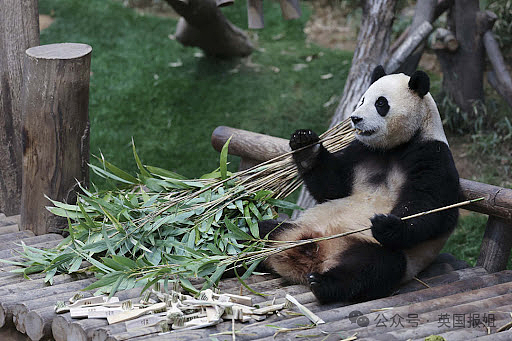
[355,128,376,136]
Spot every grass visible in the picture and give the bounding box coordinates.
[38,0,509,269]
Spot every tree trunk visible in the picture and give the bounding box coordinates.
[21,43,91,235]
[295,0,398,216]
[0,0,39,216]
[434,2,494,115]
[166,0,253,58]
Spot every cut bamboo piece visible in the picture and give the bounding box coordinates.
[285,294,325,325]
[107,302,166,324]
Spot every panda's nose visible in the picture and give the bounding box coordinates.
[351,116,363,124]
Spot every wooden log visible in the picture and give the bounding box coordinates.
[0,239,62,259]
[247,0,264,29]
[13,290,93,334]
[385,21,434,73]
[0,0,39,216]
[0,277,95,327]
[211,126,289,162]
[67,318,108,341]
[0,224,19,235]
[92,322,125,341]
[0,230,34,242]
[51,314,73,341]
[483,30,512,108]
[460,179,512,221]
[21,43,92,236]
[477,216,512,273]
[278,0,301,20]
[167,0,253,57]
[0,214,20,226]
[0,233,61,251]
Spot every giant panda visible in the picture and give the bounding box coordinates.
[258,66,460,304]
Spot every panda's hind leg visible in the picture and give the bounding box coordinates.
[308,241,406,304]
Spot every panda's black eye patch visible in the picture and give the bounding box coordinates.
[375,96,389,117]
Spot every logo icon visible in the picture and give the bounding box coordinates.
[348,310,369,327]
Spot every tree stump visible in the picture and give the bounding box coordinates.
[0,0,39,216]
[21,43,92,235]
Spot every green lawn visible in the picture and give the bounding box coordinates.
[38,0,507,269]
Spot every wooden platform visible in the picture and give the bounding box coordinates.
[0,215,511,340]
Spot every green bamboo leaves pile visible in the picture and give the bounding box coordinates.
[8,139,300,295]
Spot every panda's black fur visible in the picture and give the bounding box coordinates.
[258,66,460,304]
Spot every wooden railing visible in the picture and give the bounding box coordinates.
[211,125,512,273]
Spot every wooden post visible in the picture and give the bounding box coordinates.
[21,43,92,235]
[477,216,512,273]
[0,0,39,216]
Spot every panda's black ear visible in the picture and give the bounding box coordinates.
[408,70,430,98]
[371,65,386,84]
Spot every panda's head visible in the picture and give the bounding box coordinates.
[350,65,444,149]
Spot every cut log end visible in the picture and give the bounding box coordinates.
[26,43,92,60]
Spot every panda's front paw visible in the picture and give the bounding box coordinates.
[290,129,320,150]
[371,214,406,248]
[290,129,321,170]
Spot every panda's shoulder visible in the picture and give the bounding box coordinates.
[400,139,458,179]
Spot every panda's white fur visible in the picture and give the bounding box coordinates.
[259,67,460,303]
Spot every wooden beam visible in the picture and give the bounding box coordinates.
[21,43,92,235]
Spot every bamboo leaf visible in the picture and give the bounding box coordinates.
[96,154,139,184]
[132,139,151,178]
[220,136,232,180]
[224,218,252,241]
[89,164,134,184]
[146,165,187,180]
